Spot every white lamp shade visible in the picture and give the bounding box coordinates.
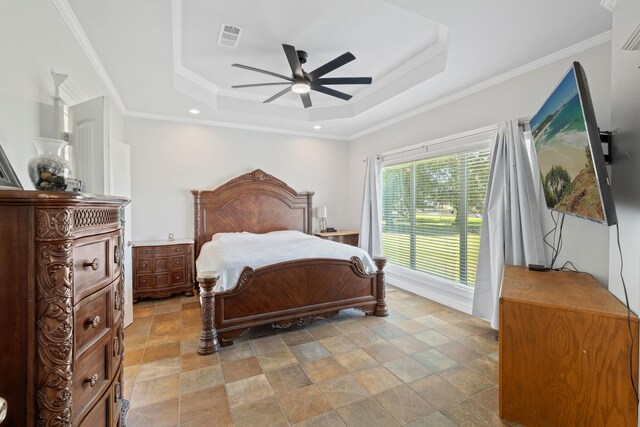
[314,206,327,218]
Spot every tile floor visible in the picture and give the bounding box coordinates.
[124,287,510,426]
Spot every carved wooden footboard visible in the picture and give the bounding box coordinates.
[197,256,387,353]
[192,169,388,355]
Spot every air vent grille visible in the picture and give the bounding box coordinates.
[217,24,242,49]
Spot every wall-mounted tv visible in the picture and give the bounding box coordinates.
[530,61,617,226]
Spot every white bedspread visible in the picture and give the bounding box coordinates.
[196,230,376,292]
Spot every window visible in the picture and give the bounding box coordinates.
[381,144,491,287]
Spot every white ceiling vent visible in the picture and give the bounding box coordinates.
[217,24,242,48]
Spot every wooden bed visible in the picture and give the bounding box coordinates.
[192,169,387,354]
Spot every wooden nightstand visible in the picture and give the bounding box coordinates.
[315,230,359,247]
[132,239,195,302]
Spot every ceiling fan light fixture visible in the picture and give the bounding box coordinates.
[291,81,310,94]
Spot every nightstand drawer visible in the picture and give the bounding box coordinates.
[315,231,359,247]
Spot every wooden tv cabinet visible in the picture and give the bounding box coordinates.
[499,265,638,426]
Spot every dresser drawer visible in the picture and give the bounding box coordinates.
[135,244,189,257]
[170,256,185,270]
[75,284,112,355]
[75,231,118,301]
[136,258,153,273]
[73,333,111,421]
[78,383,113,427]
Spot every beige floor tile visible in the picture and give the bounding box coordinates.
[137,357,180,382]
[362,341,406,364]
[179,385,229,424]
[441,399,508,426]
[180,364,225,395]
[257,348,299,372]
[146,329,180,347]
[218,341,255,362]
[230,396,288,427]
[124,333,148,351]
[126,398,179,427]
[456,318,494,336]
[319,336,358,355]
[414,315,448,329]
[345,329,385,347]
[335,397,400,427]
[335,349,379,373]
[279,328,316,347]
[432,309,471,324]
[465,355,499,384]
[141,341,181,364]
[292,411,346,427]
[383,356,432,383]
[388,335,431,354]
[394,319,430,334]
[405,412,457,427]
[303,357,348,383]
[414,330,452,347]
[308,322,342,340]
[291,341,331,363]
[221,355,263,383]
[359,316,390,329]
[124,348,144,366]
[435,341,482,364]
[434,323,476,340]
[331,319,369,335]
[375,385,436,424]
[250,334,288,355]
[265,364,313,395]
[411,349,458,372]
[180,350,219,372]
[471,386,499,413]
[352,366,402,395]
[372,324,408,340]
[278,385,332,424]
[409,375,466,410]
[182,410,234,426]
[438,365,494,396]
[130,374,180,408]
[225,373,274,408]
[317,375,369,409]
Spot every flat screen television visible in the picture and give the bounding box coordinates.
[530,61,617,226]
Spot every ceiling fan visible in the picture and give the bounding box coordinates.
[231,44,372,108]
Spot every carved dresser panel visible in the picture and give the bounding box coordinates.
[0,191,128,427]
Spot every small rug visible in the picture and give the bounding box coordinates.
[121,399,130,426]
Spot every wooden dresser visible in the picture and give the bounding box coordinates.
[499,265,639,426]
[132,239,194,302]
[314,230,359,247]
[0,191,129,427]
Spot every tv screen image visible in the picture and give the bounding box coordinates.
[530,62,616,225]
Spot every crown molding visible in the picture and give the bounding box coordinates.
[52,0,127,112]
[347,30,612,140]
[59,77,83,104]
[124,110,349,141]
[600,0,617,12]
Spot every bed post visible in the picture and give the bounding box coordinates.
[197,272,220,355]
[373,256,389,317]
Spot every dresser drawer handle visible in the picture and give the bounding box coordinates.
[84,258,100,271]
[142,263,148,268]
[141,279,148,284]
[87,315,101,328]
[85,374,99,387]
[175,248,182,252]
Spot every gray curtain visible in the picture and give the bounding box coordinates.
[359,155,382,256]
[472,120,546,329]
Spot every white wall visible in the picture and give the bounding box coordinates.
[0,0,124,189]
[348,42,613,284]
[608,0,640,315]
[125,117,350,241]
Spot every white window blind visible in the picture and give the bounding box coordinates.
[381,147,491,287]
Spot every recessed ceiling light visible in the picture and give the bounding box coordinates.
[189,109,200,115]
[313,125,322,130]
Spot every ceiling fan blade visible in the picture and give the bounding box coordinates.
[312,77,372,85]
[282,44,304,80]
[300,92,312,109]
[308,52,356,81]
[311,85,352,101]
[263,87,291,103]
[232,82,291,88]
[232,63,294,82]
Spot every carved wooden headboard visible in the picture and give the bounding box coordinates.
[192,169,314,259]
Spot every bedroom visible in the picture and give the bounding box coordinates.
[0,0,639,426]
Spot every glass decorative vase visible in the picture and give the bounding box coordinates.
[28,137,72,191]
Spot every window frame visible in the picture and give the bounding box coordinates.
[379,127,496,306]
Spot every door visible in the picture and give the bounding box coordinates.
[110,140,134,327]
[68,97,110,194]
